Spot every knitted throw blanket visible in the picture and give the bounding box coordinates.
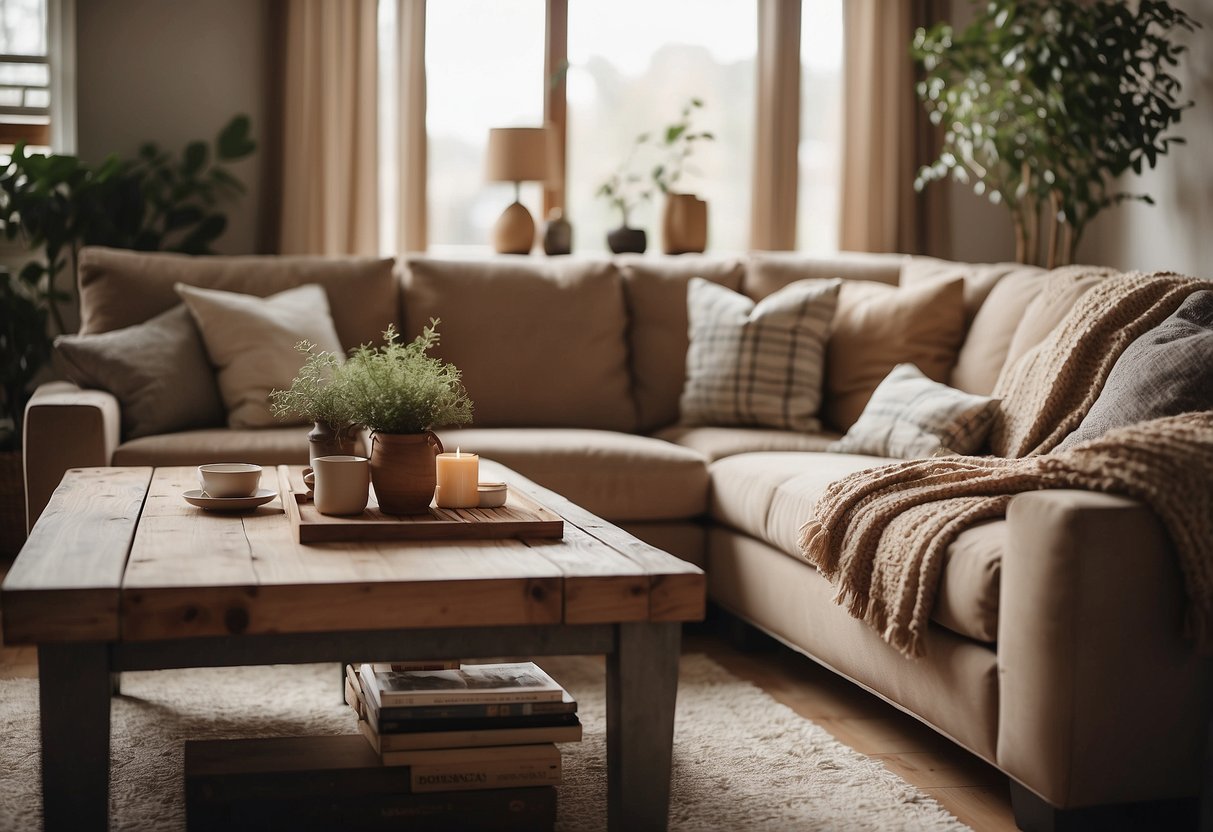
[989,269,1200,456]
[800,270,1210,658]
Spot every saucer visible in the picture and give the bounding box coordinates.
[183,488,278,511]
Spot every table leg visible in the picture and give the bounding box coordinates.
[606,621,681,832]
[39,642,111,831]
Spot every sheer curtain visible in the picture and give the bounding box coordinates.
[277,0,380,255]
[838,0,947,255]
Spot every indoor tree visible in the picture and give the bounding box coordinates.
[913,0,1198,267]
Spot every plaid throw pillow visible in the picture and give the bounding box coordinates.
[829,363,999,459]
[680,277,839,431]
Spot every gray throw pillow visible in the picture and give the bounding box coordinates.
[1057,289,1213,451]
[55,305,225,439]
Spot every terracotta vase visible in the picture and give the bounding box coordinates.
[368,431,445,515]
[607,225,647,254]
[662,193,708,254]
[307,421,358,465]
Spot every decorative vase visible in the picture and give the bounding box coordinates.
[543,208,573,255]
[607,225,647,254]
[307,421,358,465]
[368,431,445,515]
[662,193,708,254]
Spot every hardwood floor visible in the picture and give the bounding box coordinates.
[0,556,1016,830]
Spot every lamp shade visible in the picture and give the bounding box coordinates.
[485,126,559,184]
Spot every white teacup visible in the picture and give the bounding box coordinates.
[198,463,262,498]
[313,455,370,516]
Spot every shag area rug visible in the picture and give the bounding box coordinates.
[0,653,969,831]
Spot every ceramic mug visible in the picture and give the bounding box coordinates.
[312,455,370,516]
[198,463,262,498]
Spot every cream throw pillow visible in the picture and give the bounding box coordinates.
[680,277,839,432]
[824,278,966,432]
[176,283,344,429]
[829,363,999,459]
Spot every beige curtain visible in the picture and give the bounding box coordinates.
[394,0,428,253]
[839,0,947,255]
[750,0,801,251]
[279,0,379,256]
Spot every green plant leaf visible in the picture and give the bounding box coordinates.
[182,141,208,175]
[216,114,256,160]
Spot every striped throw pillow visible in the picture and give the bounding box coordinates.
[680,277,839,431]
[829,363,999,459]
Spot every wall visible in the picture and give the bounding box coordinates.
[940,0,1213,273]
[75,0,268,255]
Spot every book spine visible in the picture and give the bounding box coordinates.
[378,689,565,708]
[377,699,577,722]
[384,759,563,793]
[375,723,582,752]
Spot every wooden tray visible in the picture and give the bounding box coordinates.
[277,466,564,544]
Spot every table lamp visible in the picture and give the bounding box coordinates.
[485,126,558,254]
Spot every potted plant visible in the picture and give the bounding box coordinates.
[651,98,714,254]
[912,0,1198,267]
[596,132,654,254]
[340,321,473,515]
[0,114,254,554]
[269,342,361,464]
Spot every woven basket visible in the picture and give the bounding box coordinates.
[0,451,26,558]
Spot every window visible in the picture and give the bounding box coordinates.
[565,0,756,253]
[797,1,843,253]
[425,0,545,253]
[0,0,49,151]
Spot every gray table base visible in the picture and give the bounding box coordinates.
[38,621,681,832]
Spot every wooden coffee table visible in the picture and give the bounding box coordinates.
[1,463,704,831]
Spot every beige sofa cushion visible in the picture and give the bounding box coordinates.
[824,279,967,432]
[1001,270,1107,374]
[902,257,1030,327]
[404,258,636,432]
[708,451,1001,643]
[947,266,1048,395]
[743,251,904,302]
[653,425,840,462]
[619,257,745,431]
[432,428,708,522]
[111,426,369,466]
[77,247,397,351]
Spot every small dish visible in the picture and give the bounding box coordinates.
[183,488,278,512]
[478,482,508,508]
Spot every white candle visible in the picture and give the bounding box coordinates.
[435,448,480,508]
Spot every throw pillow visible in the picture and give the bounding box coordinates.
[54,305,225,440]
[176,283,345,429]
[1056,289,1213,451]
[824,278,966,432]
[680,276,840,432]
[829,363,1000,459]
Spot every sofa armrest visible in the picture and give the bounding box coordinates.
[23,382,121,531]
[998,489,1212,808]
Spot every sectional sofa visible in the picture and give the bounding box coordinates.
[23,246,1213,827]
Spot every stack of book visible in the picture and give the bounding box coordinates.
[344,660,581,827]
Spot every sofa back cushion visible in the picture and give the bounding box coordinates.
[619,257,745,431]
[77,246,398,351]
[901,256,1031,328]
[742,251,904,301]
[945,265,1049,395]
[402,257,637,431]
